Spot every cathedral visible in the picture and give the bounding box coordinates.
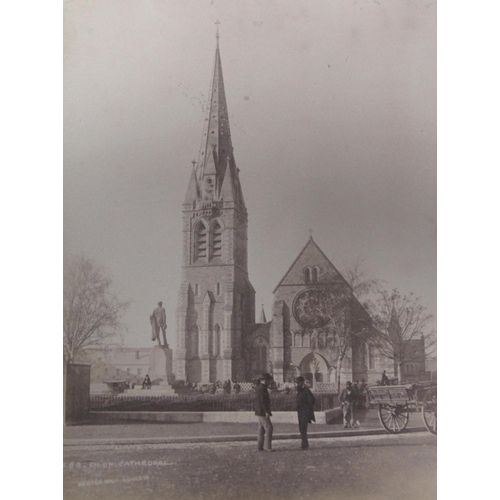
[173,36,392,387]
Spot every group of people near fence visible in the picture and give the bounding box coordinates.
[254,374,371,450]
[339,379,369,428]
[208,380,241,394]
[252,373,371,451]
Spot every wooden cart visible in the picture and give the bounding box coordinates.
[367,383,437,434]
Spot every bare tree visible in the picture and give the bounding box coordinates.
[341,256,384,305]
[325,292,355,392]
[324,291,373,392]
[63,256,129,364]
[371,289,435,382]
[299,285,369,392]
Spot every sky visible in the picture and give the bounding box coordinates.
[64,0,436,348]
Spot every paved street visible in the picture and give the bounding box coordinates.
[64,432,436,500]
[64,408,426,443]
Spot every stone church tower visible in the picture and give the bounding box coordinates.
[174,37,256,384]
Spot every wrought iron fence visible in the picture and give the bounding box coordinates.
[90,392,338,412]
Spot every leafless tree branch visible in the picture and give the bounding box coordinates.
[63,256,129,364]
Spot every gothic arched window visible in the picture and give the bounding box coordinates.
[311,332,317,348]
[188,326,199,358]
[216,282,221,295]
[318,334,325,348]
[211,222,222,259]
[368,344,375,369]
[252,338,268,374]
[304,267,311,284]
[213,324,222,357]
[312,267,318,283]
[194,222,207,261]
[303,333,311,347]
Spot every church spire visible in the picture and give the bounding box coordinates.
[190,33,244,206]
[260,304,267,323]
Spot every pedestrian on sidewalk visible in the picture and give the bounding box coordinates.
[255,373,274,452]
[339,381,356,428]
[295,376,315,450]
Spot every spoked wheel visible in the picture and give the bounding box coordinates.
[378,404,409,433]
[422,387,437,435]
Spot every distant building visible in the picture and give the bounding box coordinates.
[84,347,151,384]
[400,337,427,381]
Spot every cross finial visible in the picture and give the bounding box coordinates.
[215,20,220,39]
[191,159,197,169]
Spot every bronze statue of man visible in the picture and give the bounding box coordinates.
[150,301,168,347]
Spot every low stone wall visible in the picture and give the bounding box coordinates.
[91,408,342,425]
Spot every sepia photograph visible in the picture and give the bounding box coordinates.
[63,1,437,499]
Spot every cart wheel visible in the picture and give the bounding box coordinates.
[378,403,409,433]
[422,387,437,435]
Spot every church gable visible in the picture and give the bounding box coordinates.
[273,237,350,292]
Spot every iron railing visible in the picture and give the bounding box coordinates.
[90,392,338,412]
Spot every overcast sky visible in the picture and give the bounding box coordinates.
[64,0,436,348]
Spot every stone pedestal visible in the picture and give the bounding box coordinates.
[148,346,175,394]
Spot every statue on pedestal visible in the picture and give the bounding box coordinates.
[150,301,168,347]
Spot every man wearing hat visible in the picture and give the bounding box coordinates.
[254,373,274,452]
[295,376,316,450]
[339,381,356,428]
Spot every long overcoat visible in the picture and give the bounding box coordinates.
[296,386,316,423]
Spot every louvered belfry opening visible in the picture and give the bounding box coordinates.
[195,223,207,261]
[211,222,222,259]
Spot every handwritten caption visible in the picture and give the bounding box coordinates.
[77,475,149,487]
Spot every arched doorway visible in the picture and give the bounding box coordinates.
[298,352,330,387]
[251,336,269,379]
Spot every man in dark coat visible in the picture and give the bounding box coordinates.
[254,373,274,452]
[296,376,315,450]
[339,381,356,428]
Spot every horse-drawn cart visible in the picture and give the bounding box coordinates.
[367,383,437,435]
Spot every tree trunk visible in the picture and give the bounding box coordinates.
[397,362,403,383]
[336,355,343,393]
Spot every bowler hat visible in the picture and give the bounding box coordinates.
[260,373,273,380]
[295,376,305,383]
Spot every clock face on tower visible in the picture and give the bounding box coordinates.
[292,288,330,329]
